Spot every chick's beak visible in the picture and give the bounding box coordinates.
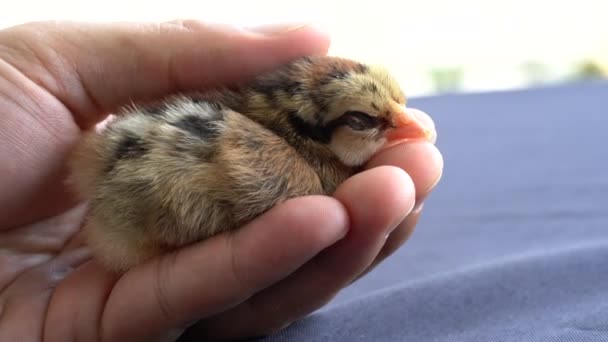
[386,107,433,143]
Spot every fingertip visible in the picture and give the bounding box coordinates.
[244,24,331,69]
[406,107,437,144]
[278,24,332,55]
[209,194,351,293]
[367,142,443,197]
[247,23,332,54]
[408,108,435,131]
[178,20,332,57]
[334,165,416,234]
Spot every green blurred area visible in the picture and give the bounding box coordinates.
[574,60,606,80]
[427,57,606,94]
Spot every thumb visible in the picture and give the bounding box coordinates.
[1,20,331,128]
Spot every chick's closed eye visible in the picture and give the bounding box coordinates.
[68,55,432,272]
[341,111,384,131]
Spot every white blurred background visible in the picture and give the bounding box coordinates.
[2,0,606,96]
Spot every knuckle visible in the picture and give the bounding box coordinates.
[153,254,179,321]
[226,234,249,296]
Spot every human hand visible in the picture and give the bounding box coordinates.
[0,20,443,341]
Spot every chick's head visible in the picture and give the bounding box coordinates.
[284,56,433,167]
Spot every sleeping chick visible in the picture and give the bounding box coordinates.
[68,55,432,272]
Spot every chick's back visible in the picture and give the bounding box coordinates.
[69,96,323,272]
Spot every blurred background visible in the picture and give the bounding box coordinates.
[1,0,606,97]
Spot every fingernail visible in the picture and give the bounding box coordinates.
[336,225,349,241]
[411,201,425,214]
[426,168,443,193]
[247,23,310,35]
[409,108,437,144]
[410,194,429,215]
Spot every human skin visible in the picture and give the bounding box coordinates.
[0,20,443,341]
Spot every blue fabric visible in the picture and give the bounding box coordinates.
[254,81,608,341]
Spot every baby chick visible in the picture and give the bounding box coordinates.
[68,56,432,272]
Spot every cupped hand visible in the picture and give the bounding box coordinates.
[0,20,443,341]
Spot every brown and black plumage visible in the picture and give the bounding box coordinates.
[68,55,432,272]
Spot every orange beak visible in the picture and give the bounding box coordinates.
[385,106,433,143]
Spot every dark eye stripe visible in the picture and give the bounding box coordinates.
[339,111,381,131]
[286,110,384,145]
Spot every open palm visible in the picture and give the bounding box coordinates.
[0,21,443,341]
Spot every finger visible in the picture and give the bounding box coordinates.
[99,196,348,341]
[1,20,330,128]
[409,107,437,144]
[367,141,443,203]
[43,260,118,342]
[0,245,91,342]
[361,138,444,275]
[186,166,415,339]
